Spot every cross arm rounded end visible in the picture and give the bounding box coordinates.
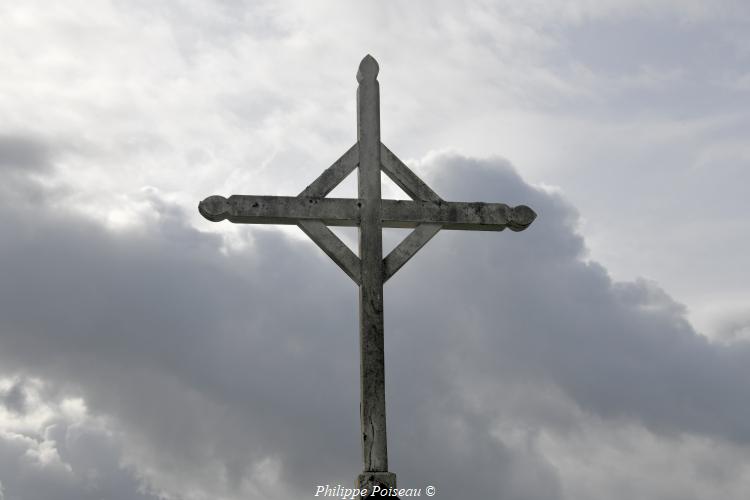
[508,205,537,231]
[357,54,379,83]
[199,195,230,222]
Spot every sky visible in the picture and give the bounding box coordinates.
[1,1,749,499]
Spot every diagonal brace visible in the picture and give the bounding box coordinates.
[380,143,442,203]
[298,220,361,284]
[297,145,362,285]
[300,144,359,197]
[380,143,443,280]
[383,223,441,282]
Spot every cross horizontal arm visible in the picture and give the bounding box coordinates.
[200,195,360,226]
[382,199,536,231]
[200,195,536,231]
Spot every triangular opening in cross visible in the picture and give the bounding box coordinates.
[319,158,412,257]
[378,145,445,281]
[329,226,359,256]
[380,171,412,200]
[383,228,413,256]
[320,165,358,256]
[326,168,357,199]
[325,168,412,201]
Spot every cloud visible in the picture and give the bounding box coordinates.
[0,134,54,173]
[395,153,750,442]
[1,380,27,415]
[3,1,747,345]
[0,377,162,500]
[1,3,749,499]
[1,133,749,499]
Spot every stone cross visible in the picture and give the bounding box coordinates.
[199,55,536,496]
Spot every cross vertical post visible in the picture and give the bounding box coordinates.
[355,56,395,492]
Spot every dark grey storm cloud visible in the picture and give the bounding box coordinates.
[389,155,750,442]
[0,378,163,500]
[0,134,53,172]
[0,134,748,499]
[0,380,27,414]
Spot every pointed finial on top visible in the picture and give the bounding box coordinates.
[357,54,379,83]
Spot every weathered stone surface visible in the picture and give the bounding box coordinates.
[198,195,536,231]
[199,195,358,225]
[357,53,388,474]
[298,144,362,284]
[197,53,537,492]
[357,471,397,499]
[299,143,359,198]
[381,199,536,230]
[298,219,361,284]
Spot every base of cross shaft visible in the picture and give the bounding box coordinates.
[357,472,399,499]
